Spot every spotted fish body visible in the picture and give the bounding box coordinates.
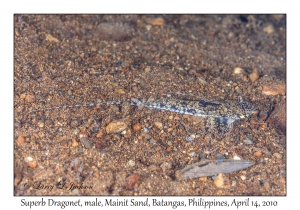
[29,97,256,134]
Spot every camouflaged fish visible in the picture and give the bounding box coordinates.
[29,97,256,134]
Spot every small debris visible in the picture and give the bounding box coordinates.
[106,118,130,134]
[214,173,230,189]
[179,159,255,180]
[123,173,140,190]
[133,123,142,131]
[249,68,259,82]
[46,34,60,43]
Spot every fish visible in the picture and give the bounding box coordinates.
[29,97,256,134]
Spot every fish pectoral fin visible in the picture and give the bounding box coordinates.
[214,117,236,134]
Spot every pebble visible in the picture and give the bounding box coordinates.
[233,155,241,160]
[198,77,207,85]
[154,121,163,130]
[106,118,130,134]
[72,139,79,147]
[186,134,196,142]
[97,23,133,42]
[254,151,262,157]
[123,173,140,190]
[127,159,135,167]
[144,67,151,72]
[132,123,142,131]
[28,161,37,168]
[149,17,165,26]
[116,88,126,95]
[80,137,93,149]
[166,146,173,152]
[233,67,246,75]
[26,157,37,168]
[263,24,275,34]
[214,173,230,189]
[70,120,79,128]
[20,93,26,99]
[37,121,44,128]
[33,133,39,139]
[79,131,89,138]
[231,180,236,187]
[240,175,246,181]
[249,68,259,82]
[25,94,36,103]
[150,138,156,144]
[268,100,286,135]
[46,34,60,43]
[258,111,269,121]
[243,139,253,145]
[273,152,282,159]
[160,162,172,172]
[73,128,80,135]
[16,135,25,146]
[189,151,196,157]
[260,77,286,96]
[262,84,286,96]
[96,131,104,138]
[199,177,207,182]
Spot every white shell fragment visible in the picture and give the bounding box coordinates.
[180,159,255,180]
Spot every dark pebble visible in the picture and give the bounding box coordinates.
[80,137,93,149]
[123,173,140,190]
[268,100,286,135]
[259,111,269,121]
